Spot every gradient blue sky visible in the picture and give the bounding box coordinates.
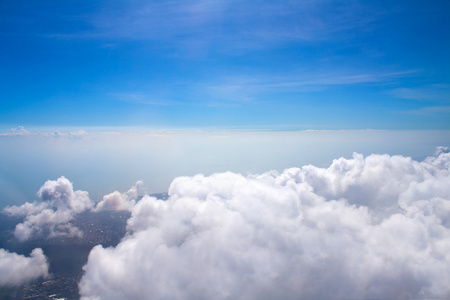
[1,0,449,130]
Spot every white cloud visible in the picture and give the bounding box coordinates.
[403,105,450,116]
[0,248,49,287]
[0,126,31,136]
[79,149,450,300]
[11,126,30,135]
[78,1,382,55]
[3,176,94,241]
[390,84,450,101]
[110,93,176,106]
[0,126,88,137]
[93,181,145,212]
[53,129,88,137]
[206,70,419,103]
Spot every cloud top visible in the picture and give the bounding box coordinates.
[79,149,450,300]
[0,126,88,137]
[0,248,49,287]
[3,176,94,241]
[93,181,144,212]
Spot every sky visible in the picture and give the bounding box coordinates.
[1,0,449,130]
[1,1,450,298]
[0,129,449,208]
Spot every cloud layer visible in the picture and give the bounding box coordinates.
[0,248,49,287]
[79,148,450,300]
[0,126,88,137]
[3,176,94,241]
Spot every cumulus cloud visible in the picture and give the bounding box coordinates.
[79,149,450,300]
[0,248,49,287]
[3,176,94,241]
[93,181,145,212]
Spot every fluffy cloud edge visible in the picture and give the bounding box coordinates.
[3,176,94,241]
[79,148,450,300]
[0,248,49,287]
[92,181,145,212]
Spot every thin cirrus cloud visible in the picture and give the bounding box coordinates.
[74,1,374,50]
[33,0,387,64]
[390,84,450,102]
[79,147,450,300]
[403,105,450,116]
[206,70,419,103]
[1,1,447,130]
[389,85,450,117]
[110,93,177,106]
[261,70,420,88]
[104,70,421,107]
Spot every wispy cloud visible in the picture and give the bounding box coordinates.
[256,70,419,88]
[206,70,419,103]
[403,105,450,116]
[43,1,382,55]
[390,84,450,102]
[110,93,176,106]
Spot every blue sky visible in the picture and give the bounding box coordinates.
[2,2,450,296]
[0,0,449,130]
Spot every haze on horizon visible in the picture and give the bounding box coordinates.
[1,1,450,299]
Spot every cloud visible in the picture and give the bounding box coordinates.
[207,70,418,103]
[0,126,88,137]
[50,1,381,55]
[79,148,450,300]
[389,84,450,117]
[403,105,450,116]
[0,126,31,136]
[0,248,49,287]
[11,126,30,135]
[110,93,176,106]
[53,130,88,137]
[93,181,145,212]
[390,84,450,102]
[260,70,419,88]
[3,176,94,241]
